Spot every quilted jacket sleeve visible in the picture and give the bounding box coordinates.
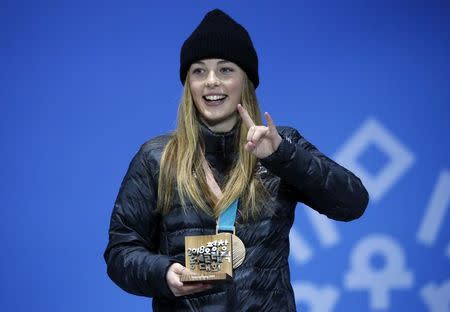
[260,126,369,221]
[103,143,176,298]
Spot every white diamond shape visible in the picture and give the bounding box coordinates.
[333,118,415,202]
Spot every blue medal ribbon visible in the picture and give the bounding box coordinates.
[217,199,239,233]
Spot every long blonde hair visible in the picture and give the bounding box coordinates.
[157,72,269,220]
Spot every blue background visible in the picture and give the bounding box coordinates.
[1,1,449,311]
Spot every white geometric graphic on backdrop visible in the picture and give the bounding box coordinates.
[288,119,449,311]
[292,281,340,312]
[289,205,341,266]
[303,204,340,247]
[420,279,450,312]
[290,118,410,266]
[289,228,313,265]
[344,234,414,310]
[416,170,450,258]
[334,117,415,202]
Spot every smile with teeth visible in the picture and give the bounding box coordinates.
[203,95,227,102]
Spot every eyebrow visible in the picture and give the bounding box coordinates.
[192,60,231,65]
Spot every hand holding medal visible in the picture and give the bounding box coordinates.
[166,263,213,296]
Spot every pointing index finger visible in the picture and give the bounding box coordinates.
[264,112,276,131]
[237,104,255,128]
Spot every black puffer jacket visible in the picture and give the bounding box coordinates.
[104,122,369,312]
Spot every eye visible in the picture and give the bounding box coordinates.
[220,67,234,73]
[191,68,204,74]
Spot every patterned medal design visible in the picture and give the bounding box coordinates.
[232,234,246,268]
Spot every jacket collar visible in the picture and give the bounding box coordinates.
[199,119,240,174]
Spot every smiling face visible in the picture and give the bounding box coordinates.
[188,58,245,132]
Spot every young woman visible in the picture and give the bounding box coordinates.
[104,9,369,312]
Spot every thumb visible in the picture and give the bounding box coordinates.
[169,262,185,274]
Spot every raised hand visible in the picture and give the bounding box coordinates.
[237,104,282,159]
[166,263,212,297]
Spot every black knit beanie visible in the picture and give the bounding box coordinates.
[180,9,259,88]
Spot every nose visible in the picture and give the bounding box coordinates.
[205,70,220,87]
